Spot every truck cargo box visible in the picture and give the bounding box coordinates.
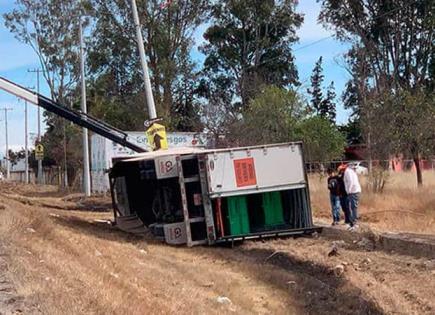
[109,143,320,246]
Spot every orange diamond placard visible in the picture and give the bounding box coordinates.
[234,158,257,187]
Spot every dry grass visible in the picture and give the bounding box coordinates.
[0,182,434,314]
[0,188,299,314]
[309,171,435,234]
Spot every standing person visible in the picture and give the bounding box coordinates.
[343,164,362,229]
[327,168,341,225]
[337,165,351,225]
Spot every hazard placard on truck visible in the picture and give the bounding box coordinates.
[206,143,306,198]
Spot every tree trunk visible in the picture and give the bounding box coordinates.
[413,155,423,187]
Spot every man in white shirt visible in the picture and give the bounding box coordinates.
[343,164,362,229]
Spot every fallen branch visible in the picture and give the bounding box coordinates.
[264,250,286,262]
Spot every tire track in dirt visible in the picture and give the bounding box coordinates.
[0,184,434,314]
[243,238,435,315]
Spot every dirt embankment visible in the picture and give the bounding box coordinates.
[0,182,434,314]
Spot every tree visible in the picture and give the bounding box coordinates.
[88,0,208,129]
[370,91,435,186]
[7,149,26,167]
[233,86,305,145]
[320,0,435,185]
[307,56,324,113]
[321,81,337,122]
[4,0,85,102]
[295,116,346,162]
[338,119,363,146]
[229,86,345,162]
[307,57,337,122]
[200,0,303,108]
[4,0,88,184]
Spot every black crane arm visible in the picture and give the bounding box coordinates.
[0,76,147,153]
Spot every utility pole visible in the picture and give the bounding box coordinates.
[24,100,29,184]
[1,108,13,180]
[28,68,44,184]
[79,17,91,197]
[130,0,157,119]
[19,88,33,184]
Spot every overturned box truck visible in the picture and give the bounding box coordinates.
[0,77,319,247]
[110,142,320,246]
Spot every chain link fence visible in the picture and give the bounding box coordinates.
[306,159,435,174]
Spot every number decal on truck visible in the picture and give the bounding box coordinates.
[234,158,257,187]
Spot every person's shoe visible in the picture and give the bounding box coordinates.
[346,224,352,230]
[348,226,356,232]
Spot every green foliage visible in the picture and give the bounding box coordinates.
[231,86,345,162]
[88,0,208,129]
[322,81,337,122]
[320,0,435,185]
[307,57,324,113]
[3,0,207,185]
[3,0,88,183]
[3,0,84,101]
[371,90,435,158]
[232,86,305,145]
[200,0,302,107]
[295,116,346,162]
[338,119,363,145]
[307,57,337,123]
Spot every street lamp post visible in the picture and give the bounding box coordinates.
[79,17,91,197]
[130,0,157,119]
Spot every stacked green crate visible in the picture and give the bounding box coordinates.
[227,196,250,235]
[262,191,285,226]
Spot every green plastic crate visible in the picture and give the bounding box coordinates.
[227,196,250,235]
[262,192,284,226]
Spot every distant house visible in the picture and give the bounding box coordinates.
[9,158,35,182]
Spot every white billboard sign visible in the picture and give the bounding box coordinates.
[91,132,209,193]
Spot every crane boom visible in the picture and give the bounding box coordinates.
[0,76,147,153]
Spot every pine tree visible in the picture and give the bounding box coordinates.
[307,57,324,113]
[307,57,336,122]
[321,81,337,123]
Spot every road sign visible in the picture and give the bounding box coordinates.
[35,144,44,160]
[146,123,168,151]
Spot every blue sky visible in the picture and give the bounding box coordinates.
[0,0,351,157]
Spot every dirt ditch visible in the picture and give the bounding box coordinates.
[0,246,40,314]
[0,182,434,314]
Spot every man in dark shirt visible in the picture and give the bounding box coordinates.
[327,168,341,225]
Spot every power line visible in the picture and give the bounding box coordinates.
[294,35,334,52]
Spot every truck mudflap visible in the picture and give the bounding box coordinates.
[115,214,148,234]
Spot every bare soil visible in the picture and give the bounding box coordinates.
[0,182,434,314]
